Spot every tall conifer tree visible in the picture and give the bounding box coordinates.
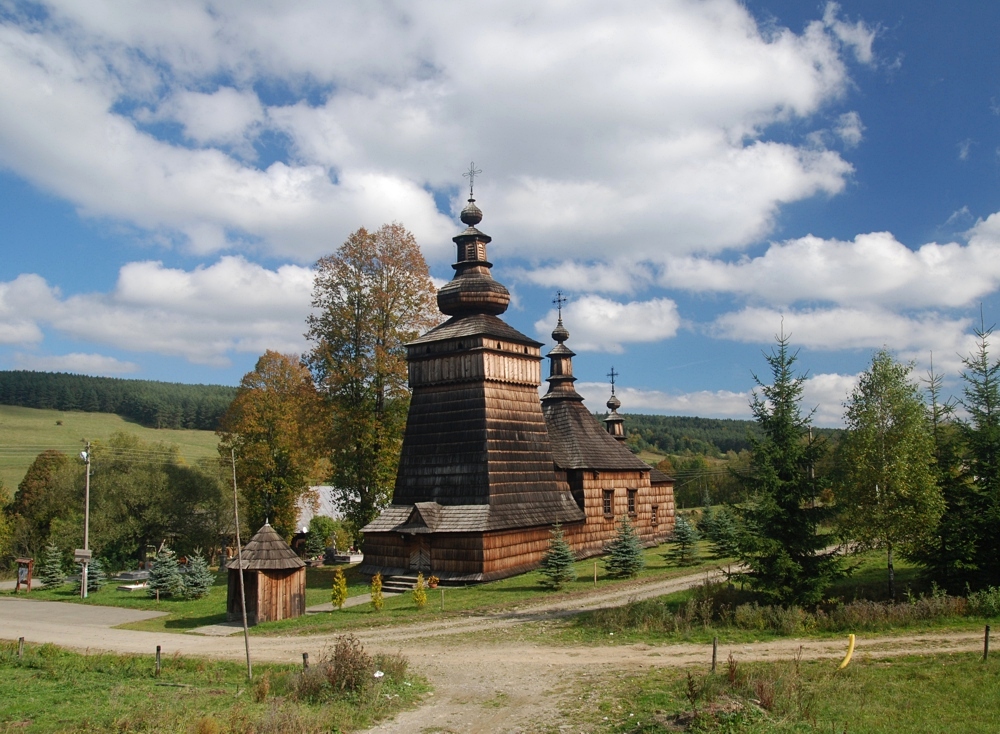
[732,331,840,605]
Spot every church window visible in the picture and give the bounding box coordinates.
[602,490,614,517]
[627,489,637,516]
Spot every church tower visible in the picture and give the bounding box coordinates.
[360,189,585,582]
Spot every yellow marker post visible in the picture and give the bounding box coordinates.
[837,634,856,670]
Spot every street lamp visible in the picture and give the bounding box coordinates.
[80,443,91,599]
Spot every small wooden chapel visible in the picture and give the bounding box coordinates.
[360,192,675,582]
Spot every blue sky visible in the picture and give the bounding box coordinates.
[1,1,998,426]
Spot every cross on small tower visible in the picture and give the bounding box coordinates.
[607,366,618,396]
[463,161,482,198]
[553,291,567,320]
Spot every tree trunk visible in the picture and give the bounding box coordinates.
[887,543,895,602]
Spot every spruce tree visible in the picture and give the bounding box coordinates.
[539,524,577,589]
[667,515,700,565]
[182,551,215,600]
[331,566,348,610]
[958,319,1000,587]
[38,544,64,589]
[604,517,645,578]
[732,331,841,605]
[708,506,740,559]
[147,545,184,598]
[73,557,105,594]
[305,530,326,559]
[698,489,716,538]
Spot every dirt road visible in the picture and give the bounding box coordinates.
[0,571,986,734]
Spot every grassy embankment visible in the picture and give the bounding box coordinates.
[4,542,732,635]
[0,405,220,490]
[586,651,1000,733]
[0,638,426,734]
[555,551,1000,648]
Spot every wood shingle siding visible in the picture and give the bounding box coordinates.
[226,523,305,625]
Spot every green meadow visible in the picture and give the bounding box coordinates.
[0,405,220,490]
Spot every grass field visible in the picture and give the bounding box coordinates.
[593,651,1000,732]
[0,638,427,733]
[4,543,732,636]
[0,405,220,490]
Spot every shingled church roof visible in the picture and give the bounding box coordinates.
[227,522,305,571]
[541,314,651,472]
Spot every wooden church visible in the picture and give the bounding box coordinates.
[360,194,675,582]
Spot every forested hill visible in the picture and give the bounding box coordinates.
[617,413,840,457]
[0,371,236,430]
[620,413,761,455]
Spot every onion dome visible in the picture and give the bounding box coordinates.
[606,393,621,412]
[436,197,511,317]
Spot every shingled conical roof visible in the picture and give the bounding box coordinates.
[228,522,305,571]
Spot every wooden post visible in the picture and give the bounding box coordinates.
[302,652,309,670]
[594,561,598,587]
[155,589,160,603]
[440,588,445,611]
[712,637,718,673]
[17,637,24,660]
[985,625,991,661]
[155,645,161,676]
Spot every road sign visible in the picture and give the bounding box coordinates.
[74,549,92,562]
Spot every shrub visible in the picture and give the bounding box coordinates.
[325,635,375,693]
[604,517,645,578]
[331,566,348,610]
[370,573,384,612]
[968,586,1000,617]
[412,572,427,609]
[539,524,577,589]
[373,652,408,682]
[182,551,215,600]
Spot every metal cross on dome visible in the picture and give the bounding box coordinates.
[463,161,482,198]
[553,290,567,319]
[607,366,618,396]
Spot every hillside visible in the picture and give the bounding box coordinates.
[0,405,220,492]
[0,370,236,430]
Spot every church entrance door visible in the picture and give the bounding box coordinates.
[408,538,431,573]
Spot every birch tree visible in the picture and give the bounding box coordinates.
[836,349,942,600]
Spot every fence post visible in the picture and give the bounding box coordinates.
[985,625,991,661]
[302,652,309,670]
[712,637,718,673]
[17,637,24,660]
[155,645,161,676]
[594,561,598,587]
[440,588,444,611]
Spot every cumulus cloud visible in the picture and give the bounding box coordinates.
[659,229,1000,309]
[534,296,680,353]
[13,352,139,375]
[711,306,976,375]
[0,1,867,262]
[0,258,314,366]
[834,111,864,147]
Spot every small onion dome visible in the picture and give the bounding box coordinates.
[607,393,621,412]
[551,319,570,344]
[460,198,483,226]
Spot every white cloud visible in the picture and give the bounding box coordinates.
[958,138,973,161]
[0,258,314,366]
[0,1,867,262]
[659,229,1000,309]
[834,111,864,147]
[711,306,976,375]
[534,296,680,353]
[823,2,877,65]
[13,352,139,375]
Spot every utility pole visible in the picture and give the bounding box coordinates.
[80,441,91,599]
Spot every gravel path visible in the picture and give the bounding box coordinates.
[0,569,984,734]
